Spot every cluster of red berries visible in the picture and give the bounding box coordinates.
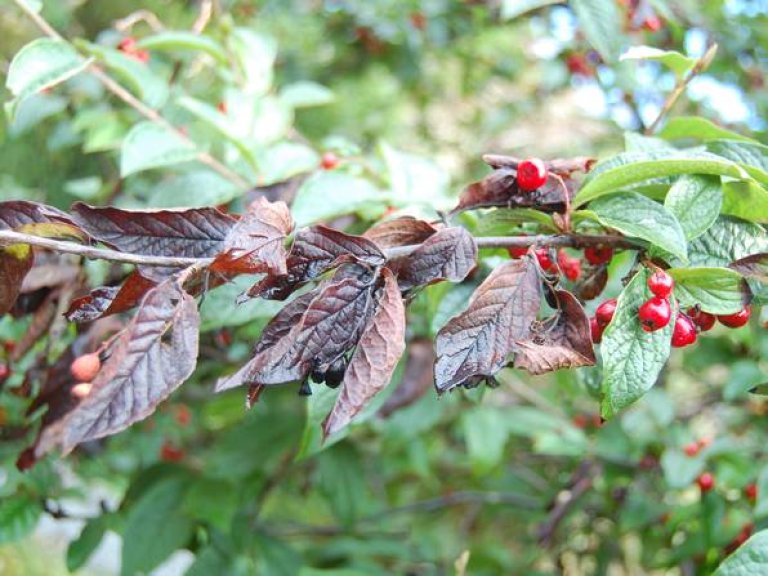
[509,244,614,283]
[683,436,712,457]
[590,298,617,343]
[117,37,150,63]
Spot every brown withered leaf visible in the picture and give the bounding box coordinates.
[66,271,157,323]
[434,257,541,392]
[730,253,768,282]
[247,225,385,300]
[391,227,477,290]
[323,268,405,437]
[363,216,438,249]
[377,338,435,418]
[34,277,199,456]
[482,154,596,176]
[574,265,609,301]
[514,290,596,375]
[453,168,576,214]
[210,197,293,275]
[0,248,34,316]
[71,202,236,258]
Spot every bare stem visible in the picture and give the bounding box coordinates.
[12,0,250,190]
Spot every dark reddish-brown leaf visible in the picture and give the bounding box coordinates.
[377,338,435,418]
[34,277,200,456]
[730,253,768,282]
[390,227,477,290]
[71,202,236,258]
[482,154,596,176]
[0,248,34,316]
[363,216,438,249]
[434,257,541,392]
[323,268,405,437]
[246,174,308,205]
[246,225,385,300]
[210,197,293,275]
[514,290,596,375]
[20,256,80,293]
[65,271,157,323]
[574,265,609,301]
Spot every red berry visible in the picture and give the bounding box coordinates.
[70,353,101,382]
[2,341,15,354]
[217,102,228,114]
[718,306,751,328]
[647,270,674,298]
[160,441,185,463]
[409,11,427,30]
[638,297,672,332]
[118,37,137,52]
[595,298,618,327]
[320,152,339,170]
[507,246,528,259]
[535,248,556,273]
[557,250,582,281]
[590,317,603,343]
[745,482,758,503]
[517,158,548,192]
[584,245,613,266]
[174,404,192,427]
[565,53,593,77]
[671,314,697,348]
[697,437,712,449]
[684,442,700,457]
[572,414,588,429]
[697,472,715,493]
[688,308,716,332]
[642,15,663,32]
[132,49,150,63]
[0,362,9,382]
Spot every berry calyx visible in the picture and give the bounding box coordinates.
[638,297,672,332]
[535,248,556,273]
[683,442,700,457]
[70,353,101,383]
[688,307,716,332]
[557,250,582,281]
[595,298,618,327]
[718,306,751,328]
[320,152,339,170]
[647,270,674,298]
[671,314,697,348]
[584,245,613,266]
[590,317,603,343]
[516,158,548,191]
[697,472,715,493]
[745,482,758,503]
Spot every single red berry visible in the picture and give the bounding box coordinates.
[174,404,192,427]
[684,442,700,457]
[132,49,150,63]
[409,11,427,30]
[697,472,715,493]
[217,102,228,114]
[572,414,588,429]
[565,53,593,77]
[595,298,618,327]
[718,306,751,328]
[584,245,614,266]
[507,246,528,259]
[2,341,15,354]
[745,482,758,503]
[638,297,672,332]
[647,270,674,298]
[557,250,582,281]
[688,307,716,332]
[0,362,9,382]
[642,14,663,32]
[118,37,137,52]
[590,317,603,343]
[70,353,101,382]
[535,248,556,273]
[160,441,185,463]
[320,152,339,170]
[671,314,697,348]
[517,158,549,192]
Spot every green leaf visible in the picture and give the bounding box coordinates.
[688,217,768,268]
[182,478,238,531]
[574,150,748,206]
[664,175,722,240]
[280,81,335,108]
[721,181,768,224]
[296,384,344,460]
[316,444,368,526]
[380,142,451,208]
[120,121,197,177]
[708,140,768,186]
[590,192,688,260]
[67,516,108,572]
[260,142,319,184]
[660,448,705,489]
[462,406,511,475]
[669,267,750,314]
[77,41,168,109]
[600,269,673,417]
[620,46,696,78]
[500,0,560,19]
[570,0,623,62]
[121,476,194,576]
[474,208,557,235]
[0,496,41,543]
[659,116,757,143]
[714,529,768,575]
[229,28,276,96]
[147,170,240,208]
[291,172,382,227]
[135,31,228,63]
[6,38,89,116]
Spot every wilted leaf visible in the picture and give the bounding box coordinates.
[391,227,477,290]
[377,339,435,418]
[514,290,596,375]
[574,265,608,301]
[323,268,405,437]
[363,216,437,249]
[435,257,541,392]
[65,271,157,323]
[0,248,33,317]
[247,225,385,300]
[730,253,768,282]
[210,197,293,275]
[35,277,200,456]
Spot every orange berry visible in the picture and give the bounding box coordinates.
[70,353,101,382]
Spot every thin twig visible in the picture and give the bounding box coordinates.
[645,44,718,135]
[12,0,250,190]
[536,460,598,547]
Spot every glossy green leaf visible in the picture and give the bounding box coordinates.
[136,31,228,63]
[600,269,673,418]
[120,121,197,177]
[475,208,557,235]
[570,0,623,62]
[574,150,748,206]
[147,170,240,208]
[590,192,688,260]
[669,267,750,314]
[664,175,722,240]
[708,140,768,185]
[688,217,768,267]
[291,172,383,226]
[0,496,41,543]
[721,181,768,224]
[620,46,695,78]
[659,116,757,143]
[714,529,768,575]
[280,81,335,108]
